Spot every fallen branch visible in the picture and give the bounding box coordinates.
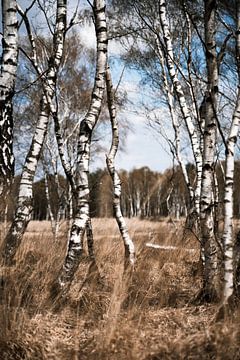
[145,243,196,253]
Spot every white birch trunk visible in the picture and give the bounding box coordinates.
[57,0,108,290]
[44,172,56,234]
[105,65,135,267]
[0,0,18,217]
[200,0,220,301]
[1,0,67,263]
[155,38,196,224]
[53,111,76,195]
[222,93,240,302]
[159,0,202,215]
[53,110,98,256]
[222,7,240,303]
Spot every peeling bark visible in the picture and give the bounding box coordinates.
[0,0,18,217]
[105,65,135,268]
[200,0,220,301]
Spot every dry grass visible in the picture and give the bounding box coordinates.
[0,218,239,359]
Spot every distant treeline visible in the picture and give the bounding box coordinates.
[6,162,240,221]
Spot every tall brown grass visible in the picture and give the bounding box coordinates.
[0,218,240,359]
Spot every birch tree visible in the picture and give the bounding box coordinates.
[0,0,18,218]
[109,0,204,227]
[56,0,108,292]
[1,0,67,264]
[199,0,220,301]
[158,0,203,218]
[221,2,240,304]
[105,65,135,268]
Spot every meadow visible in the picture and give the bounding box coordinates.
[0,218,239,360]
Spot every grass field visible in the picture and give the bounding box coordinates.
[0,218,240,359]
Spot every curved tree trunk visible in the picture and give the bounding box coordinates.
[105,65,135,268]
[1,0,67,264]
[155,37,197,229]
[0,0,18,218]
[57,0,108,291]
[159,0,202,216]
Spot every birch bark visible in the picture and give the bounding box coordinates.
[105,65,135,268]
[1,0,67,263]
[200,0,220,301]
[0,0,18,217]
[57,0,108,290]
[155,37,196,225]
[159,0,202,216]
[53,110,97,259]
[222,93,240,302]
[222,4,240,303]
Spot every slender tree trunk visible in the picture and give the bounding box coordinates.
[86,219,95,261]
[53,111,76,194]
[1,0,67,264]
[44,167,61,241]
[1,98,50,262]
[222,93,240,302]
[105,65,135,268]
[44,171,56,234]
[222,5,240,303]
[200,0,220,301]
[67,186,73,239]
[57,0,108,291]
[159,0,202,216]
[0,0,18,218]
[155,38,197,228]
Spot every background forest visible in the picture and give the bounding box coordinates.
[7,162,240,221]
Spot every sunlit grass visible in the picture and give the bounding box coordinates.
[0,218,239,359]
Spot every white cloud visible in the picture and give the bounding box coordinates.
[79,23,96,48]
[116,120,172,172]
[91,111,172,172]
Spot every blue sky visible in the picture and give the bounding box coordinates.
[80,21,173,172]
[3,0,173,173]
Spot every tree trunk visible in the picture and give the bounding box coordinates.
[0,0,18,218]
[199,0,220,302]
[57,0,108,291]
[222,4,240,303]
[222,93,240,302]
[105,65,135,268]
[1,0,67,264]
[155,37,197,229]
[159,0,202,216]
[1,98,50,263]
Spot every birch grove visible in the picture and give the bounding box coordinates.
[106,0,240,305]
[1,0,240,313]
